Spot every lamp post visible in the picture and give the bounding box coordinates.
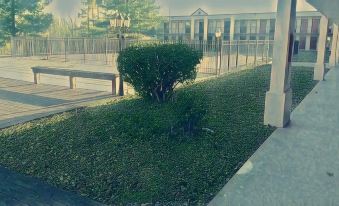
[110,13,131,96]
[215,29,222,75]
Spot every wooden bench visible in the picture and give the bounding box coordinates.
[32,67,120,95]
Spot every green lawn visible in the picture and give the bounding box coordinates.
[0,65,317,205]
[292,50,330,63]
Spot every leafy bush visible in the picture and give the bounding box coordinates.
[170,91,207,137]
[117,43,203,102]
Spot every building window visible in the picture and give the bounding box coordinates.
[269,19,275,40]
[235,20,240,34]
[299,36,307,50]
[240,20,247,40]
[171,21,179,34]
[296,18,301,32]
[249,20,257,40]
[164,22,169,34]
[185,21,191,34]
[224,20,231,41]
[259,20,267,40]
[311,18,320,34]
[240,20,247,34]
[208,20,217,34]
[310,36,318,50]
[199,21,204,40]
[300,18,308,34]
[178,21,185,34]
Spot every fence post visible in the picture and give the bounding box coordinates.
[254,40,259,65]
[50,38,53,59]
[228,41,231,72]
[45,37,48,60]
[266,40,270,64]
[24,36,28,57]
[215,39,218,75]
[236,40,239,68]
[83,38,86,63]
[64,37,68,62]
[246,40,250,66]
[32,37,35,56]
[219,39,223,75]
[10,36,14,57]
[105,37,108,65]
[262,41,265,64]
[118,33,125,96]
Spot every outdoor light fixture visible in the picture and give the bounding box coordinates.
[110,13,130,30]
[215,29,222,39]
[215,29,222,75]
[109,12,131,97]
[123,16,131,28]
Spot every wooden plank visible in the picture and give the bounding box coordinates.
[32,67,116,81]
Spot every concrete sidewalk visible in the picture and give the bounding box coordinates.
[209,68,339,205]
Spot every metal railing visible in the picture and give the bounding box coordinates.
[10,37,274,76]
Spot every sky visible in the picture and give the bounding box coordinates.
[46,0,316,18]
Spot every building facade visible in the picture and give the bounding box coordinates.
[160,8,323,51]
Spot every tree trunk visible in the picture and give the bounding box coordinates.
[10,0,16,36]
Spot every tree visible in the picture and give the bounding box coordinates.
[47,17,79,37]
[0,0,53,38]
[104,0,161,34]
[78,0,108,36]
[79,0,161,36]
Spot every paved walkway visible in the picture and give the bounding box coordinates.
[0,77,112,129]
[209,67,339,205]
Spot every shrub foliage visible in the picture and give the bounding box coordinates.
[118,43,203,102]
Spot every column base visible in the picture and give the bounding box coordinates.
[264,89,292,128]
[314,63,325,81]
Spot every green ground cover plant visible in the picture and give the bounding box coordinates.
[0,65,317,205]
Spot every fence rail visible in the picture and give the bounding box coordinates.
[10,37,274,76]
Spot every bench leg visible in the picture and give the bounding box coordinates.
[34,73,40,84]
[112,77,117,95]
[118,76,124,96]
[70,76,76,89]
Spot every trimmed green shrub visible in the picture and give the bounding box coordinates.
[170,91,207,138]
[117,43,203,102]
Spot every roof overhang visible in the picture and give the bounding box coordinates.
[306,0,339,24]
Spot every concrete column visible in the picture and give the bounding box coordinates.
[329,24,338,67]
[191,17,195,41]
[264,0,296,128]
[204,16,208,41]
[296,18,301,33]
[336,28,339,65]
[314,15,329,81]
[305,17,313,50]
[230,16,235,41]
